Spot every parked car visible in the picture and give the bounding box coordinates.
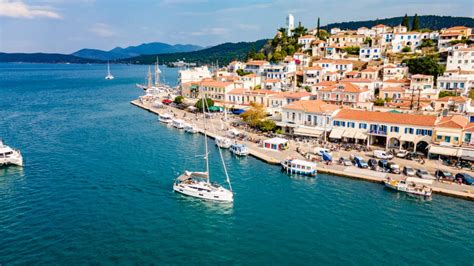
[387,162,400,174]
[396,150,409,158]
[162,99,173,105]
[455,173,474,185]
[456,161,472,170]
[373,150,393,160]
[338,157,352,166]
[435,170,454,181]
[378,159,390,172]
[314,147,332,157]
[353,156,368,168]
[416,169,435,180]
[368,159,378,170]
[402,166,416,176]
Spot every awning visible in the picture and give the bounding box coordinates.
[294,127,323,137]
[429,145,459,157]
[329,128,344,139]
[342,129,356,138]
[276,121,297,128]
[400,134,416,142]
[355,131,368,140]
[459,148,474,161]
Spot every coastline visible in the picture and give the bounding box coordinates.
[131,99,474,201]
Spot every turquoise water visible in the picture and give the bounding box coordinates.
[0,63,473,265]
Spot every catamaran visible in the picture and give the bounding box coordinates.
[173,95,234,202]
[0,140,23,167]
[105,62,114,80]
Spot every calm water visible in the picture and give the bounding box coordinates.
[0,63,472,265]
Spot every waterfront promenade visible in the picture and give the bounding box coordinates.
[132,99,474,201]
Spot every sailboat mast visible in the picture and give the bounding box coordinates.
[147,66,152,90]
[154,57,160,86]
[202,92,210,184]
[107,62,111,75]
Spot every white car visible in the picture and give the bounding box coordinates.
[314,147,332,156]
[416,169,435,180]
[373,150,393,160]
[396,150,409,158]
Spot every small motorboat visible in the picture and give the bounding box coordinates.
[281,158,317,176]
[384,177,432,197]
[215,136,232,149]
[184,123,198,134]
[158,113,173,124]
[0,140,23,167]
[230,143,249,156]
[172,119,186,129]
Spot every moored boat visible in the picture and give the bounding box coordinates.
[384,177,432,197]
[184,123,197,134]
[172,119,186,129]
[281,158,317,176]
[215,136,232,149]
[159,113,173,124]
[230,143,249,156]
[0,140,23,167]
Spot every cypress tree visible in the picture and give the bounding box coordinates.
[317,17,320,37]
[412,13,420,31]
[401,14,410,29]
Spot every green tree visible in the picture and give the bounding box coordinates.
[258,119,277,132]
[438,91,457,98]
[412,13,420,31]
[174,95,184,104]
[236,69,253,76]
[286,44,295,55]
[374,98,385,106]
[401,46,412,53]
[401,14,410,29]
[195,97,214,111]
[418,39,435,48]
[271,51,284,62]
[317,17,320,37]
[403,56,445,79]
[344,46,360,55]
[253,52,266,60]
[240,102,267,128]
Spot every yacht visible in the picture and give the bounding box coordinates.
[184,123,198,134]
[384,177,432,197]
[173,94,234,203]
[0,140,23,167]
[230,143,249,156]
[215,136,232,149]
[281,158,317,176]
[172,119,186,129]
[158,113,173,124]
[105,62,114,80]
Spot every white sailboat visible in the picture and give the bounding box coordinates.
[0,140,23,167]
[173,95,234,202]
[105,62,114,80]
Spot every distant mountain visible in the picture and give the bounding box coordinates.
[0,53,102,63]
[125,39,268,66]
[72,42,203,60]
[322,15,474,31]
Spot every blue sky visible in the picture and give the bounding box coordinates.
[0,0,472,53]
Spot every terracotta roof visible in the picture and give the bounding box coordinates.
[447,26,470,30]
[247,89,278,95]
[319,82,367,93]
[463,123,474,132]
[314,59,353,65]
[372,24,388,28]
[299,35,315,39]
[436,96,468,103]
[340,78,373,83]
[444,69,474,75]
[273,91,311,99]
[361,66,378,73]
[334,109,437,127]
[440,33,461,37]
[243,73,258,78]
[313,81,337,87]
[200,80,234,88]
[384,78,411,84]
[412,74,433,78]
[228,88,248,95]
[246,60,269,66]
[304,65,323,71]
[380,86,405,92]
[436,115,469,129]
[283,99,339,113]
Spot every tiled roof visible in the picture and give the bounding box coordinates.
[273,91,311,99]
[200,80,234,88]
[334,109,437,127]
[436,115,469,129]
[228,88,248,95]
[436,96,468,103]
[246,60,269,66]
[304,66,323,71]
[380,86,405,92]
[319,82,367,93]
[340,78,373,83]
[313,81,337,87]
[283,99,340,113]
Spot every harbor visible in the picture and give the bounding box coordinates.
[131,99,474,201]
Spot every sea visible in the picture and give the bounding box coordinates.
[0,63,473,265]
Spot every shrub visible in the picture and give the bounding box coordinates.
[401,46,411,53]
[174,95,184,104]
[195,98,214,111]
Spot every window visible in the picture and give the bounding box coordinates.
[454,137,459,142]
[359,123,367,129]
[405,128,414,134]
[445,136,451,142]
[341,121,346,127]
[348,122,355,128]
[437,135,442,140]
[391,126,399,133]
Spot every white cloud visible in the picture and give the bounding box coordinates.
[190,27,228,36]
[0,0,62,19]
[89,23,118,38]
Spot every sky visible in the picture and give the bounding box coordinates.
[0,0,472,53]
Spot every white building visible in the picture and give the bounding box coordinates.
[298,35,316,51]
[178,66,212,84]
[383,64,409,81]
[409,74,438,99]
[391,32,422,53]
[359,46,382,61]
[286,14,294,37]
[446,47,474,71]
[437,70,474,95]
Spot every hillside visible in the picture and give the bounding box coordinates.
[125,40,267,66]
[322,15,474,30]
[72,42,202,60]
[0,53,102,63]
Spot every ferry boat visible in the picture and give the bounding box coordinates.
[158,113,173,124]
[184,123,197,134]
[230,143,249,156]
[172,119,186,129]
[281,158,317,176]
[384,177,432,197]
[0,140,23,167]
[215,136,232,149]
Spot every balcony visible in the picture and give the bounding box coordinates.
[369,129,387,136]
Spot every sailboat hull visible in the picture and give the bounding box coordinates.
[173,180,233,202]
